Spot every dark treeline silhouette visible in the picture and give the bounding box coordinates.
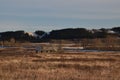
[35,30,45,35]
[49,28,108,39]
[0,31,35,42]
[111,27,120,33]
[0,27,120,42]
[49,28,93,39]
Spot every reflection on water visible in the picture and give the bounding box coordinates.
[0,46,119,52]
[0,46,5,48]
[63,48,119,53]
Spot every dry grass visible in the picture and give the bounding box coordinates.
[0,48,120,80]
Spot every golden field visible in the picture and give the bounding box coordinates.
[0,47,120,80]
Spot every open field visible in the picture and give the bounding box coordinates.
[0,47,120,80]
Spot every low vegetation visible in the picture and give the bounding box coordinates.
[0,47,120,80]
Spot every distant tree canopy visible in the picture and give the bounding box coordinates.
[93,31,107,38]
[49,28,108,39]
[111,27,120,33]
[0,30,35,42]
[35,30,45,36]
[0,27,119,42]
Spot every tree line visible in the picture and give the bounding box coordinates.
[0,27,120,43]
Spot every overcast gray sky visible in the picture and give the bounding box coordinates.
[0,0,120,32]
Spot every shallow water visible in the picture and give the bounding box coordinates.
[63,48,119,53]
[0,46,119,53]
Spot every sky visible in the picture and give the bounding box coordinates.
[0,0,120,32]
